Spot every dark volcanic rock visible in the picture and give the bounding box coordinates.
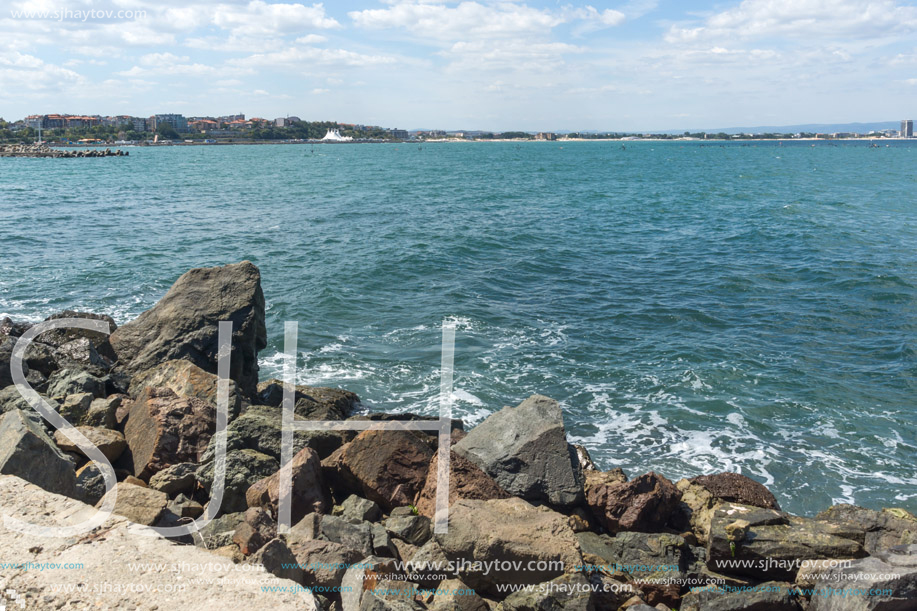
[46,368,106,400]
[680,581,800,611]
[227,404,343,460]
[121,386,216,480]
[110,261,267,398]
[0,409,78,498]
[586,471,681,534]
[815,504,917,554]
[197,446,279,514]
[452,394,584,508]
[809,544,917,611]
[690,472,781,510]
[256,379,360,419]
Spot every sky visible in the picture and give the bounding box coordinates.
[1,0,916,131]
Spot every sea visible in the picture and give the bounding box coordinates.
[1,140,915,516]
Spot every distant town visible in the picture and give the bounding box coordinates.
[0,113,914,145]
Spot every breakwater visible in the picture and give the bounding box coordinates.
[0,144,128,158]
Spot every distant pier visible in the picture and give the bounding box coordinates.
[0,144,128,158]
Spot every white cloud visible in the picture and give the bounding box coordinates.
[442,40,583,72]
[311,87,329,94]
[212,1,340,36]
[231,45,397,69]
[139,52,190,65]
[0,51,85,95]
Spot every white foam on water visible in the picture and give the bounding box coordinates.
[452,388,483,406]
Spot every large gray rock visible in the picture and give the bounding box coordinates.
[129,359,243,420]
[453,395,584,508]
[0,336,25,387]
[229,404,343,460]
[0,409,77,498]
[319,514,375,556]
[96,482,169,526]
[706,503,867,580]
[816,504,917,554]
[149,462,199,495]
[0,475,318,610]
[809,544,917,610]
[497,572,633,611]
[110,261,267,398]
[257,379,360,420]
[0,385,60,417]
[680,581,800,611]
[197,447,279,513]
[53,426,126,461]
[46,368,106,399]
[435,497,583,596]
[248,538,305,585]
[287,538,365,589]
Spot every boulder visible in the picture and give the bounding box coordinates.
[36,310,117,360]
[75,461,108,505]
[229,404,343,460]
[815,504,917,554]
[194,511,246,549]
[435,497,583,596]
[121,386,216,480]
[0,385,60,417]
[287,538,366,589]
[247,538,305,585]
[332,430,434,512]
[414,450,510,519]
[407,539,452,587]
[675,473,781,545]
[46,368,106,399]
[53,426,126,461]
[58,392,93,425]
[0,337,23,387]
[129,359,243,420]
[497,572,634,611]
[23,340,57,377]
[385,514,432,546]
[706,503,867,580]
[83,395,122,429]
[319,514,375,556]
[575,531,687,607]
[197,447,279,513]
[246,447,329,524]
[429,578,488,611]
[680,581,800,611]
[0,409,77,498]
[148,462,199,496]
[109,261,267,397]
[586,471,681,534]
[96,482,169,526]
[257,379,360,420]
[452,395,584,508]
[808,544,917,610]
[373,522,400,557]
[340,494,383,523]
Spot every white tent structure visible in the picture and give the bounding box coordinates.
[321,128,353,142]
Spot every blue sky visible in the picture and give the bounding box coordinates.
[1,0,916,131]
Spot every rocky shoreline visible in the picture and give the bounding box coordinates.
[0,261,914,611]
[0,144,128,158]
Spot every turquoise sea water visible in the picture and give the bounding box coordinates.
[1,141,915,515]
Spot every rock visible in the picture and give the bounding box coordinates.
[341,557,401,611]
[385,514,432,546]
[435,497,583,596]
[795,559,856,589]
[0,337,23,387]
[149,462,199,495]
[234,522,268,555]
[121,386,216,479]
[333,430,434,511]
[246,447,329,524]
[706,503,867,580]
[58,392,94,425]
[37,310,117,354]
[195,512,246,549]
[229,404,343,460]
[497,572,633,611]
[53,426,126,461]
[452,394,584,508]
[429,578,488,611]
[109,261,267,397]
[96,482,169,526]
[248,538,304,585]
[0,409,77,498]
[319,514,375,556]
[46,368,106,399]
[414,450,510,519]
[373,522,400,557]
[287,538,365,589]
[168,494,204,519]
[572,444,598,472]
[690,472,780,509]
[53,337,115,374]
[407,539,452,587]
[257,379,360,419]
[0,385,59,416]
[586,471,681,534]
[815,504,917,554]
[197,447,279,513]
[575,531,687,607]
[24,340,57,377]
[808,544,917,610]
[288,512,322,543]
[680,581,800,611]
[74,461,110,505]
[129,359,243,420]
[341,494,382,523]
[83,395,122,429]
[0,475,319,610]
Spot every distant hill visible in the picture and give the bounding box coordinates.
[661,121,901,135]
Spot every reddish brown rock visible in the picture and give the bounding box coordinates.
[121,386,216,480]
[233,507,277,556]
[586,471,681,534]
[334,430,434,511]
[128,359,242,419]
[689,472,780,510]
[246,447,328,524]
[414,450,510,519]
